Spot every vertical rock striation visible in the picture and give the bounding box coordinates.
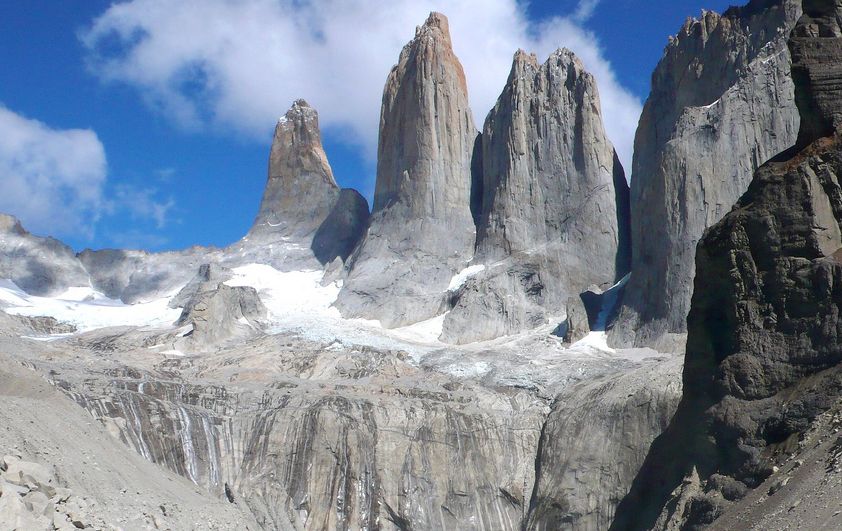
[335,12,479,328]
[612,3,842,528]
[612,0,802,349]
[441,49,629,344]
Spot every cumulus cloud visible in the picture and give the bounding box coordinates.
[0,106,107,238]
[0,105,175,243]
[82,0,640,174]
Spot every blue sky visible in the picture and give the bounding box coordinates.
[0,0,735,252]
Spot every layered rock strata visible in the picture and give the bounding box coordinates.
[335,12,479,328]
[613,4,842,528]
[442,49,630,344]
[612,0,802,348]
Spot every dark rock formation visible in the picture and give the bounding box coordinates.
[335,12,479,328]
[612,4,842,528]
[311,188,369,265]
[441,49,629,344]
[0,214,89,296]
[612,0,802,348]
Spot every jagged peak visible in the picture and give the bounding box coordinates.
[505,47,590,87]
[278,98,317,125]
[0,213,25,235]
[415,12,451,43]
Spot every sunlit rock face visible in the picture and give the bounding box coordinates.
[6,312,680,531]
[335,12,480,329]
[441,48,630,345]
[612,0,802,349]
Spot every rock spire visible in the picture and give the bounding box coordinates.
[335,12,480,328]
[441,48,630,343]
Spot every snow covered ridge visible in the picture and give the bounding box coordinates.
[447,264,485,291]
[0,265,453,352]
[1,279,180,332]
[1,264,623,357]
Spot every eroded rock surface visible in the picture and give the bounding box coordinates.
[336,12,479,328]
[174,266,267,348]
[442,49,629,344]
[613,0,802,348]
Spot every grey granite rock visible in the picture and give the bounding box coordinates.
[0,214,89,296]
[80,246,218,303]
[613,7,842,527]
[176,280,267,348]
[612,0,802,348]
[526,356,682,531]
[168,263,232,309]
[441,49,629,344]
[335,12,479,328]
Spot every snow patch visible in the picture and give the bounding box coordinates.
[0,279,180,332]
[447,265,486,291]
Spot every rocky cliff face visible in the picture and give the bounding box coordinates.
[441,49,630,344]
[335,12,479,328]
[612,4,842,528]
[0,214,89,296]
[8,322,680,531]
[612,0,802,348]
[526,356,682,530]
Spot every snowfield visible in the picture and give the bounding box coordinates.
[1,279,180,331]
[0,264,635,362]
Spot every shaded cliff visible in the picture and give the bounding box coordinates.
[612,3,842,528]
[612,0,802,349]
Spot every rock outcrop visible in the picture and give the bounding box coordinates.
[612,4,842,528]
[335,12,479,328]
[526,356,682,530]
[173,264,267,348]
[612,0,802,348]
[441,49,630,344]
[0,214,89,296]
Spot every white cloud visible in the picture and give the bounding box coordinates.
[109,184,175,229]
[0,105,175,243]
[0,106,107,238]
[82,0,640,175]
